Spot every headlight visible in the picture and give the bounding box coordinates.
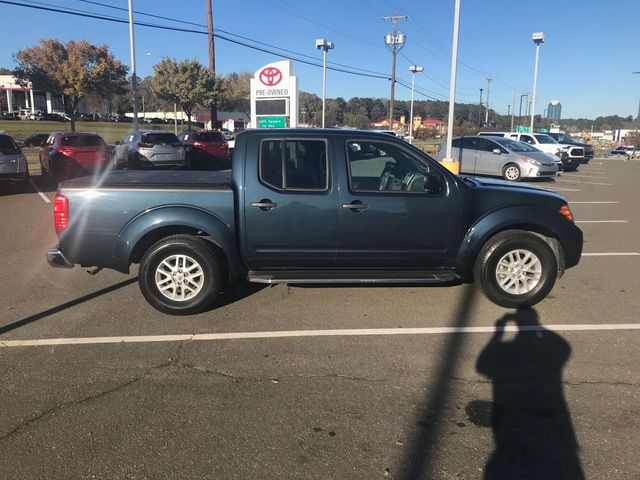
[520,156,541,166]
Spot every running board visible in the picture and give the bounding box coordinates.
[247,270,458,285]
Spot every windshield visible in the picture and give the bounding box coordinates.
[557,133,576,143]
[493,137,539,153]
[534,134,558,144]
[0,135,19,154]
[61,135,106,147]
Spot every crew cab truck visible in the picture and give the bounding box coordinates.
[46,129,583,315]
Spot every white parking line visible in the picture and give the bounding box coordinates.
[575,220,628,223]
[583,252,640,256]
[570,201,619,204]
[29,179,51,204]
[555,179,612,186]
[539,187,581,192]
[562,174,609,179]
[2,323,640,348]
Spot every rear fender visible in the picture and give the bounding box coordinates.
[112,205,243,275]
[454,205,562,279]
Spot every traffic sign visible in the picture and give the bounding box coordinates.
[258,116,287,128]
[516,125,532,133]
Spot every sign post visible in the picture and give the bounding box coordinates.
[250,60,299,129]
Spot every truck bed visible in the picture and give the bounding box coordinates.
[58,170,236,272]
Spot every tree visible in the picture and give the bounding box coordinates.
[151,57,223,129]
[218,72,251,116]
[14,39,128,131]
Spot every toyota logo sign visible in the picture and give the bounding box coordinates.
[259,67,283,86]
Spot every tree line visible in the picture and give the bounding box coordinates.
[7,38,633,134]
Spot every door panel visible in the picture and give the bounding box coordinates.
[242,136,339,269]
[337,139,459,269]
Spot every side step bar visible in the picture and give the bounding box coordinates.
[248,270,459,285]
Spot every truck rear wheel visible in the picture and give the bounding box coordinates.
[474,230,558,308]
[138,235,222,315]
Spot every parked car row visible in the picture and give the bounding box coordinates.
[5,129,230,180]
[478,131,585,171]
[437,135,559,181]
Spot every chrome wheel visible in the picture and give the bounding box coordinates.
[155,254,204,302]
[495,249,542,295]
[504,165,520,181]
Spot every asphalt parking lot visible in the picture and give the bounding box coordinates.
[1,152,639,479]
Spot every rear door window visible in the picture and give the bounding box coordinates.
[61,135,106,147]
[195,132,224,142]
[142,133,180,145]
[259,139,328,191]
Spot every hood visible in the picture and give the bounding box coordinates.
[459,175,565,200]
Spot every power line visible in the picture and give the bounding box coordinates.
[0,0,391,81]
[76,0,390,77]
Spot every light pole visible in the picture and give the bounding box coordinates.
[127,0,139,131]
[442,0,461,174]
[408,65,423,144]
[315,38,334,128]
[477,88,483,128]
[530,32,544,132]
[633,72,640,129]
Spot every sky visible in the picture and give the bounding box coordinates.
[1,0,639,120]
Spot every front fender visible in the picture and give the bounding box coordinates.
[112,205,241,273]
[453,205,572,278]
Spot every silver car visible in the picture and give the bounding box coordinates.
[438,136,558,181]
[114,130,185,169]
[0,132,29,183]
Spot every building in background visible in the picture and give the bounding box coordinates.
[547,100,562,122]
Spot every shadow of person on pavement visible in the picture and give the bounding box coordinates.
[471,308,585,480]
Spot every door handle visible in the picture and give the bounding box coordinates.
[342,201,368,212]
[251,200,277,211]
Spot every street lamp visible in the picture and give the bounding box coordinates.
[530,31,544,132]
[408,65,423,144]
[315,38,334,128]
[633,72,640,124]
[127,0,139,131]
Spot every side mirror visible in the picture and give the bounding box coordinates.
[424,172,443,194]
[114,141,121,146]
[40,141,46,148]
[492,148,502,155]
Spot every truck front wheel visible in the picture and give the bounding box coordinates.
[473,230,558,308]
[138,235,222,315]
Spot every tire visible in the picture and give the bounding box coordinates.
[473,230,558,308]
[138,235,223,315]
[502,163,521,182]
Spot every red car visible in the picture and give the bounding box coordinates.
[39,132,111,178]
[179,130,230,170]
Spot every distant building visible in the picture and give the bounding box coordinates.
[547,100,562,122]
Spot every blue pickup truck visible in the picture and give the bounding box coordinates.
[47,129,583,315]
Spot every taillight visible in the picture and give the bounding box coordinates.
[60,147,74,157]
[559,204,574,222]
[54,194,69,234]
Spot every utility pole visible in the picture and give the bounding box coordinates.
[484,74,493,125]
[127,0,138,131]
[383,15,408,129]
[206,0,217,130]
[477,88,483,128]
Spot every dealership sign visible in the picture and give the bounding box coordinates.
[250,60,299,128]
